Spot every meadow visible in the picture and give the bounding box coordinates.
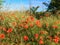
[0,11,60,45]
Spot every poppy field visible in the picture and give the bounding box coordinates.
[0,12,60,45]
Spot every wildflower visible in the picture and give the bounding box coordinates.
[0,34,5,39]
[40,31,45,34]
[35,20,42,28]
[52,25,58,29]
[2,27,7,31]
[29,16,34,21]
[34,33,39,39]
[24,25,28,29]
[53,38,59,43]
[53,36,59,43]
[30,23,34,27]
[12,22,17,27]
[23,36,28,41]
[7,28,13,33]
[19,24,24,27]
[36,20,40,25]
[26,17,31,22]
[39,39,44,44]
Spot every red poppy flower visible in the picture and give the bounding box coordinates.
[52,25,58,29]
[24,25,28,29]
[54,39,59,43]
[39,39,44,44]
[0,34,5,39]
[7,28,13,33]
[34,33,39,39]
[53,36,60,43]
[23,36,28,41]
[29,16,34,21]
[35,20,42,28]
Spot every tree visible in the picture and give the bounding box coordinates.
[43,0,60,13]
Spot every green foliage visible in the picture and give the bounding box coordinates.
[30,6,40,19]
[43,0,60,14]
[30,6,39,15]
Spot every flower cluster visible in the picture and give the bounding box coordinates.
[0,12,60,45]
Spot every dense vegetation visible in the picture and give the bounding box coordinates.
[0,12,60,45]
[0,0,60,45]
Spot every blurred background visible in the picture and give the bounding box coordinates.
[0,0,51,12]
